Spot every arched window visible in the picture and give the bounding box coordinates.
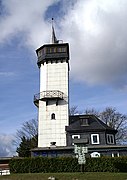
[51,113,55,120]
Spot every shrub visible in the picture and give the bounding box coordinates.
[9,156,127,173]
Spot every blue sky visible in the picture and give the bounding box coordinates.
[0,0,127,156]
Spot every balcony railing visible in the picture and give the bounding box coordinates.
[34,90,64,102]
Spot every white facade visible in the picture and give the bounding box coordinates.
[38,59,69,147]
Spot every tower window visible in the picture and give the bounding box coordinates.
[46,47,50,53]
[50,142,56,146]
[51,113,55,120]
[50,47,55,53]
[57,47,66,53]
[38,50,42,57]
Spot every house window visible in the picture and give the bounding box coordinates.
[107,134,114,144]
[91,134,100,144]
[51,113,55,120]
[112,152,119,157]
[72,135,80,145]
[72,135,80,139]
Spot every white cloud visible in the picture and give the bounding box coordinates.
[1,0,127,88]
[60,0,127,88]
[0,134,16,157]
[0,0,59,48]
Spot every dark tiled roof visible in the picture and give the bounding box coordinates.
[66,115,117,133]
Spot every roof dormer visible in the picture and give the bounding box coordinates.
[80,116,89,126]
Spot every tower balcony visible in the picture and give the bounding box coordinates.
[34,90,64,107]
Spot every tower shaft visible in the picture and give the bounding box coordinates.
[34,43,70,147]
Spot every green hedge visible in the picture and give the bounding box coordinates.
[9,157,80,173]
[9,157,127,173]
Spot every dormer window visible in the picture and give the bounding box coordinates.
[51,113,55,120]
[80,118,89,126]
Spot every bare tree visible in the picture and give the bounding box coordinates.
[84,107,127,144]
[99,107,127,144]
[84,108,99,117]
[15,118,38,157]
[14,118,38,145]
[69,105,80,115]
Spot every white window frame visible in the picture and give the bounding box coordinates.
[72,135,80,145]
[72,135,80,139]
[91,134,100,144]
[112,152,120,157]
[107,134,115,144]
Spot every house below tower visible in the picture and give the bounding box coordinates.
[31,114,127,157]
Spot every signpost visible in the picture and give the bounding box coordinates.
[73,139,88,172]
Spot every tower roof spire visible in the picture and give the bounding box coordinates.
[52,18,59,44]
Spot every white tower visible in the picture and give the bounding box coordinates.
[34,23,70,147]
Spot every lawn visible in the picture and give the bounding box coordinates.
[0,172,127,180]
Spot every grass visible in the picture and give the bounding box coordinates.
[0,172,127,180]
